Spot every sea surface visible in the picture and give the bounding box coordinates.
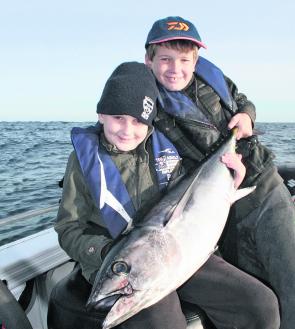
[0,121,294,245]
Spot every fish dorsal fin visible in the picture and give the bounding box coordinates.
[136,167,202,229]
[164,169,202,227]
[230,186,256,204]
[163,184,195,227]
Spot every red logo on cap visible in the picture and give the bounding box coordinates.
[167,21,189,31]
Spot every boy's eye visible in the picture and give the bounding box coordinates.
[132,118,141,125]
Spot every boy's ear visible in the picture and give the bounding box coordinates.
[194,53,199,66]
[98,114,104,124]
[145,54,152,68]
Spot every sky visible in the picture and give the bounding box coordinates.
[1,0,294,122]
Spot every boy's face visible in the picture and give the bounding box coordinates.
[145,45,197,91]
[98,114,149,152]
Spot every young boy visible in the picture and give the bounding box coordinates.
[145,16,295,329]
[54,62,279,329]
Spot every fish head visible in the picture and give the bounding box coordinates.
[87,228,180,328]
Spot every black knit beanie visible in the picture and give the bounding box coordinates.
[96,62,158,126]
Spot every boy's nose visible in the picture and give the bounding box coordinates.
[122,121,133,135]
[170,60,180,73]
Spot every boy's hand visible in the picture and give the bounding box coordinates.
[228,113,253,140]
[221,153,246,189]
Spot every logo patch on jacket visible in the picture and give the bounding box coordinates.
[155,148,179,182]
[142,96,154,120]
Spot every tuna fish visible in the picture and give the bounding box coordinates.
[86,129,255,329]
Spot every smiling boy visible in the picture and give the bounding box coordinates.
[145,16,295,328]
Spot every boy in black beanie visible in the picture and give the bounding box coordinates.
[96,61,158,152]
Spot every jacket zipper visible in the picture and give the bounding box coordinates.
[175,116,218,131]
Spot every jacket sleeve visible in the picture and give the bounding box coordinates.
[54,151,113,281]
[224,75,256,124]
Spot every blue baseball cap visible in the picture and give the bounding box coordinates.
[145,16,207,49]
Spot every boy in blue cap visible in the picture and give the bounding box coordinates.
[145,16,295,329]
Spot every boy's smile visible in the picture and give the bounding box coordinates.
[145,46,197,91]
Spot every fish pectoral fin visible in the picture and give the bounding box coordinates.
[231,186,256,204]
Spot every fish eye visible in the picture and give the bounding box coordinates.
[112,261,130,276]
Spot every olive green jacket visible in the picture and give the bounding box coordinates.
[54,131,162,282]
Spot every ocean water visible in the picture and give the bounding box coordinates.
[0,121,294,245]
[0,121,91,245]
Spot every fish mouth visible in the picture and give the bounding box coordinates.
[86,294,121,313]
[86,283,134,313]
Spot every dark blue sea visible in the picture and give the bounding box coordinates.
[0,121,294,246]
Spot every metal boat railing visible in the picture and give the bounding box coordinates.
[0,205,59,226]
